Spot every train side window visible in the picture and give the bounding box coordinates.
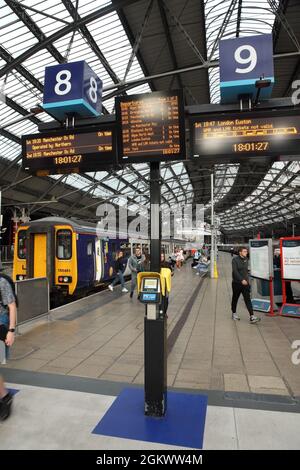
[18,230,27,259]
[57,230,72,260]
[87,241,93,256]
[111,242,116,259]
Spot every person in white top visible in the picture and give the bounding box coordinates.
[176,249,184,270]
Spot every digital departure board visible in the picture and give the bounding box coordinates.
[116,91,186,164]
[22,125,116,175]
[190,110,300,162]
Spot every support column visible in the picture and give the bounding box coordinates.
[144,161,167,417]
[210,172,215,279]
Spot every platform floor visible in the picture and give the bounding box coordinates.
[1,382,300,450]
[2,254,300,397]
[1,254,300,450]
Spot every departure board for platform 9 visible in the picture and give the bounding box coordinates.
[190,111,300,162]
[22,126,115,175]
[116,91,186,164]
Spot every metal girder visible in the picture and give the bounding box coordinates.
[62,177,102,217]
[0,0,143,80]
[5,0,66,64]
[61,0,120,83]
[0,154,22,180]
[162,0,206,65]
[0,128,20,144]
[268,0,300,53]
[101,50,300,95]
[272,0,290,46]
[61,169,128,217]
[3,95,41,127]
[7,0,70,25]
[112,0,155,91]
[123,0,154,82]
[0,46,43,93]
[165,165,187,204]
[29,175,68,213]
[157,0,183,92]
[208,0,239,61]
[220,164,300,229]
[236,0,242,37]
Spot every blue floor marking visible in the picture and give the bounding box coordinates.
[92,388,208,449]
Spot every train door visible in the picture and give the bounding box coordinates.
[86,240,95,283]
[33,233,47,278]
[95,239,102,281]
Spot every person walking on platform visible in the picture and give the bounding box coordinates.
[0,274,17,420]
[108,251,128,293]
[176,248,184,270]
[128,247,145,299]
[231,246,260,324]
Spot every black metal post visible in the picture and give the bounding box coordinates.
[144,161,167,417]
[150,161,161,271]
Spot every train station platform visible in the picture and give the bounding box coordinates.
[1,254,300,449]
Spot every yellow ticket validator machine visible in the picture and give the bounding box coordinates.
[138,272,161,320]
[138,269,171,417]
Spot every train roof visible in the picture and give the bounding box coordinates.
[20,217,97,233]
[19,217,194,244]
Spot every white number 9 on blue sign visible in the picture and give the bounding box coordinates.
[234,45,257,74]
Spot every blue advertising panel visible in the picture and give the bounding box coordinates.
[219,34,274,104]
[43,61,102,120]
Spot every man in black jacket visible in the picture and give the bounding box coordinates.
[108,251,128,293]
[232,246,260,324]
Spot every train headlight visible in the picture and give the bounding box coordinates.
[58,276,72,283]
[17,275,25,280]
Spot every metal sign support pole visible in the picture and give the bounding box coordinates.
[144,161,167,417]
[210,172,215,278]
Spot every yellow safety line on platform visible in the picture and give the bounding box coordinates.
[214,260,219,279]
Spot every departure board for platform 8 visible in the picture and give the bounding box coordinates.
[190,110,300,162]
[116,91,186,164]
[22,125,116,175]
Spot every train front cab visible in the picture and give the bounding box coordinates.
[13,223,78,297]
[13,226,28,282]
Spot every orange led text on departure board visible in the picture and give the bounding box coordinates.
[120,95,181,158]
[25,130,112,159]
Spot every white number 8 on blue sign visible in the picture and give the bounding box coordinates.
[43,60,103,119]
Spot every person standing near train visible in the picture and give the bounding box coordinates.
[128,247,145,299]
[108,251,128,293]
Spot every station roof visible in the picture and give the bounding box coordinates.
[0,0,299,236]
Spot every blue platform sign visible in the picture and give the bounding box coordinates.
[280,304,300,318]
[43,61,103,120]
[219,34,274,104]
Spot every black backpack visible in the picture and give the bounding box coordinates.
[0,273,18,307]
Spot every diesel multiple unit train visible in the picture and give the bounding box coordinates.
[13,217,186,302]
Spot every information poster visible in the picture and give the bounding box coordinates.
[281,239,300,280]
[249,239,273,280]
